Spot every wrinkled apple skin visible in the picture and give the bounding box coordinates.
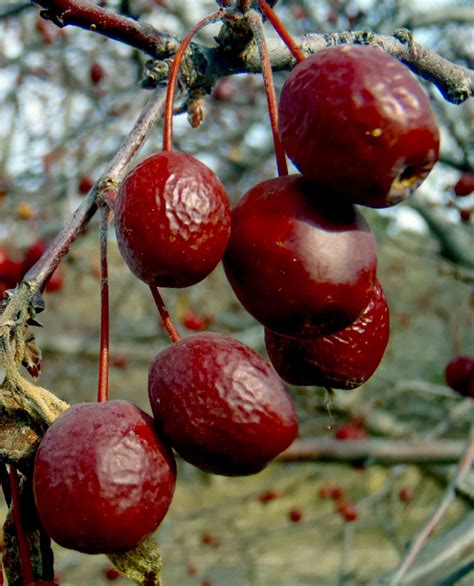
[33,400,176,554]
[265,280,390,389]
[148,332,298,476]
[115,151,231,287]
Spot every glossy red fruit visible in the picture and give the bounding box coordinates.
[444,356,474,398]
[115,151,231,288]
[223,175,377,338]
[453,173,474,197]
[279,46,439,208]
[148,332,298,476]
[265,280,389,388]
[33,400,176,553]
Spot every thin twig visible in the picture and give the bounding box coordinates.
[32,0,178,59]
[389,424,474,585]
[247,9,288,176]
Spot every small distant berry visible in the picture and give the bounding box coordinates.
[453,173,474,197]
[90,62,105,85]
[104,566,121,581]
[111,354,128,369]
[335,421,368,441]
[78,176,94,195]
[201,532,220,548]
[187,564,198,576]
[398,487,414,504]
[182,311,212,332]
[258,489,279,504]
[288,508,303,523]
[336,502,358,522]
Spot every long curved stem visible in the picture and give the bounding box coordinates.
[162,9,224,152]
[258,0,305,63]
[248,10,288,176]
[97,204,111,403]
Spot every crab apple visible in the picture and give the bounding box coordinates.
[265,280,389,389]
[444,356,474,398]
[148,332,298,476]
[223,175,377,338]
[278,45,439,208]
[115,151,231,288]
[33,400,176,554]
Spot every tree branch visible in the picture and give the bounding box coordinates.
[31,2,473,104]
[279,438,466,465]
[32,0,179,59]
[388,426,474,585]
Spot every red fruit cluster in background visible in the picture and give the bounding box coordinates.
[22,240,64,293]
[444,356,474,398]
[0,249,23,297]
[318,485,345,501]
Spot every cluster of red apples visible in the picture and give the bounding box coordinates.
[32,44,440,559]
[0,240,63,298]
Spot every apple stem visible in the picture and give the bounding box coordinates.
[258,0,306,63]
[149,286,181,343]
[162,9,225,152]
[9,467,34,585]
[248,10,288,177]
[97,204,111,403]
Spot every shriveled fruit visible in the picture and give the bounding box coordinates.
[115,151,231,287]
[278,45,439,208]
[444,356,474,398]
[33,400,176,553]
[265,280,389,389]
[148,332,298,476]
[223,175,377,338]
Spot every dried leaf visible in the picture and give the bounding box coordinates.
[0,391,42,469]
[21,332,42,380]
[108,535,163,586]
